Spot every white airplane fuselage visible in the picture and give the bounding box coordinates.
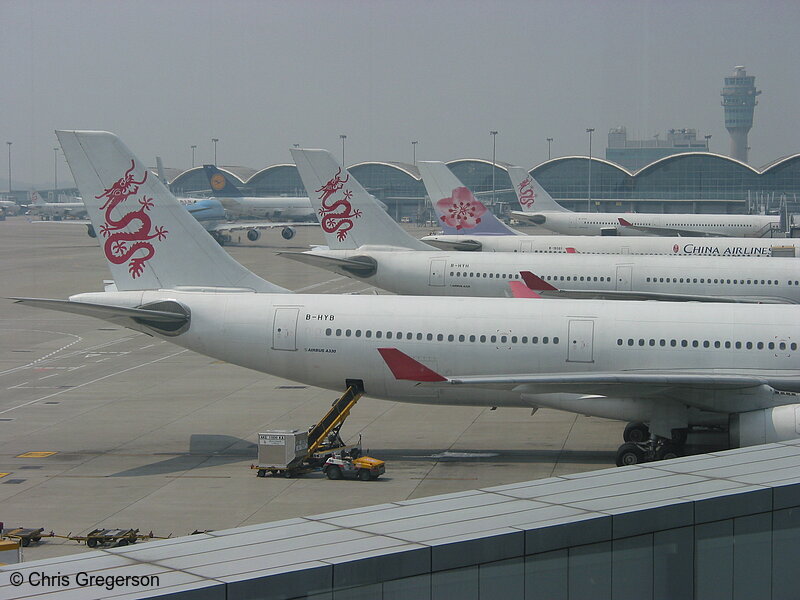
[216,196,314,221]
[72,290,800,416]
[512,211,778,237]
[421,234,800,257]
[295,247,800,302]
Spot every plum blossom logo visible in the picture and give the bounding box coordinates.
[436,187,488,230]
[673,244,680,253]
[95,160,167,278]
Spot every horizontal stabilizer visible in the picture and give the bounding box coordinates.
[278,251,378,277]
[12,297,189,325]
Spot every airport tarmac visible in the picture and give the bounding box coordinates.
[0,216,622,560]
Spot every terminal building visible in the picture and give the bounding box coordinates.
[166,151,800,220]
[605,127,710,171]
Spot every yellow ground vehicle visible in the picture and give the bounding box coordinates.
[322,449,386,481]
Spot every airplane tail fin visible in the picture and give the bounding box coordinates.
[291,148,432,250]
[417,161,518,235]
[506,166,569,213]
[203,164,244,197]
[30,191,46,206]
[56,130,286,293]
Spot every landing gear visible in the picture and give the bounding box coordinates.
[623,422,650,443]
[615,432,686,467]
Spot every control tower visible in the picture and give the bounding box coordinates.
[721,66,760,163]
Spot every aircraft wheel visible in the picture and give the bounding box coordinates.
[326,466,342,480]
[656,442,681,461]
[358,469,370,482]
[623,422,650,443]
[616,443,645,467]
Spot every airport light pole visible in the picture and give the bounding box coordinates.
[547,137,553,161]
[705,134,712,151]
[586,128,594,212]
[490,131,498,206]
[412,140,418,166]
[339,134,347,166]
[212,138,219,165]
[53,147,59,191]
[6,141,11,194]
[191,145,197,168]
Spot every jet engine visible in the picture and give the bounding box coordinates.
[281,226,296,240]
[246,229,261,242]
[729,404,800,448]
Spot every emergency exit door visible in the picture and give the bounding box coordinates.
[615,265,632,291]
[567,319,595,363]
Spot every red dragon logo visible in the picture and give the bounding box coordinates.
[95,160,168,278]
[315,167,362,241]
[435,187,487,230]
[517,176,536,209]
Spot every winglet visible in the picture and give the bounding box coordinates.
[377,348,447,382]
[618,217,633,227]
[520,271,559,291]
[508,281,541,298]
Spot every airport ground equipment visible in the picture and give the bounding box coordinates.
[252,382,384,478]
[68,528,152,548]
[1,527,52,547]
[322,449,386,481]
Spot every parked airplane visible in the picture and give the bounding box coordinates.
[15,131,800,468]
[507,166,780,237]
[0,198,19,216]
[419,163,798,256]
[202,164,316,222]
[285,149,800,303]
[29,191,87,219]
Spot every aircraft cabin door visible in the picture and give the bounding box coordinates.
[567,319,595,363]
[272,307,299,351]
[616,265,632,291]
[429,259,446,287]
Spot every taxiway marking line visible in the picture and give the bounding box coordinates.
[0,349,188,415]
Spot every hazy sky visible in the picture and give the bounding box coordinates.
[1,0,798,188]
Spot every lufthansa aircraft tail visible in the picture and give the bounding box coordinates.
[203,164,245,198]
[506,166,569,213]
[55,131,287,293]
[291,148,432,251]
[417,161,518,235]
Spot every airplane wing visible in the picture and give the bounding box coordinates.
[277,251,377,277]
[210,222,319,233]
[617,218,729,238]
[377,348,800,398]
[519,271,793,304]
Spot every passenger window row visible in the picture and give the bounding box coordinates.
[616,338,796,351]
[645,276,782,285]
[324,328,560,345]
[450,272,521,279]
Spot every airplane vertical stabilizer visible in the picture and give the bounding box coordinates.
[507,166,569,213]
[56,130,287,293]
[291,148,433,250]
[203,164,245,198]
[418,161,518,235]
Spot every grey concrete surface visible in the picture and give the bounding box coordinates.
[0,217,621,561]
